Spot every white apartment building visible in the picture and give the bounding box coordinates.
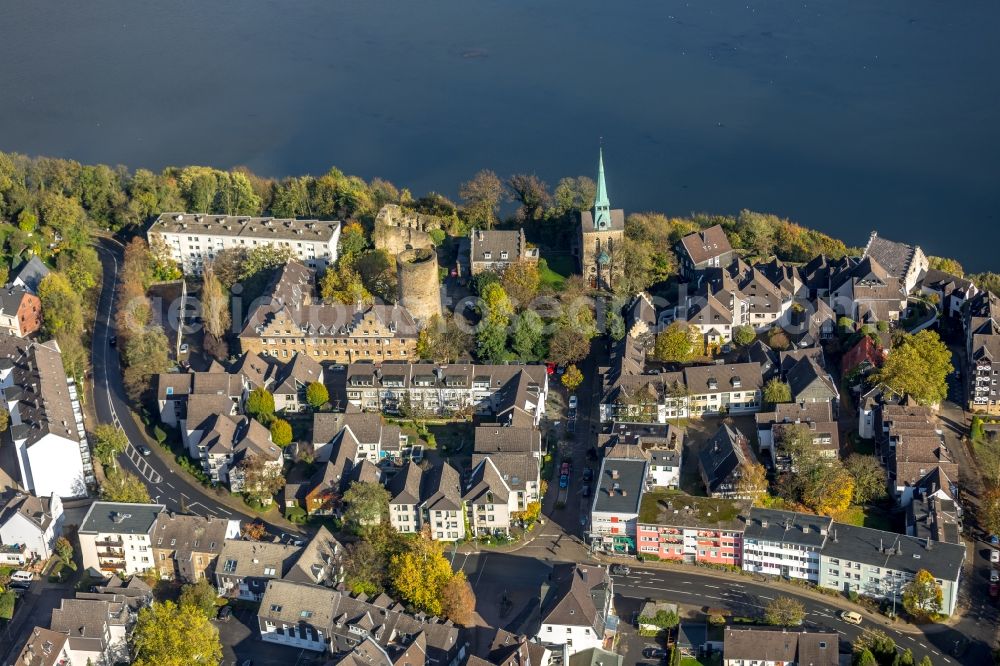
[0,492,64,562]
[148,212,341,275]
[1,338,92,498]
[741,508,832,582]
[79,502,165,576]
[537,564,617,657]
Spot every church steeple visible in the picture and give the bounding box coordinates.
[593,147,611,230]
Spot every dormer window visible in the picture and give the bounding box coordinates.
[731,377,742,388]
[483,252,492,260]
[707,379,718,390]
[500,251,509,260]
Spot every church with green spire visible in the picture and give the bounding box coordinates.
[576,148,625,290]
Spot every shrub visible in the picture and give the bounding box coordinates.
[285,506,307,524]
[0,591,14,620]
[152,426,167,444]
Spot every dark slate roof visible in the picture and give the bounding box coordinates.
[539,563,610,633]
[684,363,763,395]
[679,225,732,265]
[723,627,838,666]
[698,424,752,495]
[824,522,965,580]
[0,492,57,533]
[464,457,511,506]
[469,228,534,264]
[79,502,164,535]
[785,357,837,401]
[387,462,424,506]
[745,340,778,377]
[743,508,832,548]
[11,256,51,294]
[863,232,918,279]
[580,209,625,232]
[593,457,646,515]
[474,426,540,454]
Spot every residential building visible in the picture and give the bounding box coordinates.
[386,461,464,540]
[536,564,617,656]
[920,269,976,319]
[49,596,132,666]
[473,425,543,511]
[569,648,623,666]
[784,357,839,412]
[818,523,965,615]
[862,231,928,294]
[257,580,464,664]
[598,423,683,489]
[215,539,304,601]
[741,508,831,582]
[841,335,886,378]
[829,256,907,323]
[465,457,516,537]
[14,626,74,666]
[10,256,50,295]
[907,490,962,545]
[698,424,758,498]
[271,351,324,412]
[343,362,548,423]
[965,290,1000,413]
[881,404,957,505]
[239,261,419,361]
[677,225,735,278]
[722,627,838,666]
[186,413,283,494]
[482,629,551,666]
[150,512,230,582]
[78,502,165,576]
[469,228,539,276]
[1,338,92,497]
[576,149,625,291]
[0,492,64,562]
[148,212,341,274]
[755,402,839,472]
[636,493,746,566]
[313,410,406,464]
[684,363,763,417]
[0,286,42,337]
[589,456,647,553]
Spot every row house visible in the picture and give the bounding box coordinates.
[148,212,341,275]
[188,413,283,495]
[723,628,839,666]
[387,461,464,541]
[473,425,543,511]
[79,502,165,576]
[464,457,518,537]
[636,493,746,566]
[965,290,1000,413]
[829,256,907,324]
[312,410,407,464]
[343,362,548,424]
[741,508,831,582]
[238,261,418,361]
[880,403,958,505]
[150,512,233,582]
[0,492,64,564]
[920,268,976,320]
[1,337,92,498]
[257,579,463,664]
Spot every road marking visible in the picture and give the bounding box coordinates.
[473,554,489,588]
[680,581,692,584]
[705,584,719,589]
[918,643,927,649]
[760,595,774,600]
[215,506,232,516]
[905,636,916,642]
[166,482,175,489]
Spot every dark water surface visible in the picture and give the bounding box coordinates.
[2,1,998,268]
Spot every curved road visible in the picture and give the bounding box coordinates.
[91,237,295,534]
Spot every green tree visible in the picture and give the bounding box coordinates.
[732,325,757,347]
[639,608,680,629]
[179,579,219,619]
[928,256,963,276]
[874,330,952,406]
[416,315,473,363]
[562,365,584,393]
[902,569,944,619]
[763,378,792,406]
[55,536,74,566]
[607,309,626,342]
[971,415,985,442]
[511,310,546,361]
[916,657,932,666]
[58,246,102,294]
[547,326,592,366]
[246,387,275,424]
[653,323,693,362]
[101,468,152,503]
[305,382,329,409]
[506,173,551,223]
[735,462,769,506]
[854,629,896,665]
[269,418,293,447]
[763,596,805,626]
[320,263,372,305]
[981,487,1000,538]
[855,649,878,666]
[339,222,369,259]
[343,481,390,533]
[132,600,222,666]
[389,532,456,616]
[460,170,504,229]
[844,454,887,504]
[893,648,915,666]
[501,261,540,309]
[93,424,129,468]
[0,407,9,432]
[38,272,84,340]
[552,176,596,216]
[122,326,171,401]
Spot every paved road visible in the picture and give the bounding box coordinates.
[91,238,295,534]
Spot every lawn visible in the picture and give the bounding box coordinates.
[836,504,894,531]
[539,255,574,291]
[681,654,721,666]
[639,489,741,525]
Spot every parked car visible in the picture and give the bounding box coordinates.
[560,462,571,476]
[559,474,569,489]
[991,534,999,546]
[991,569,999,583]
[991,549,999,564]
[990,583,999,599]
[179,343,189,354]
[138,445,152,456]
[583,468,594,482]
[108,336,117,347]
[411,445,424,463]
[217,605,233,622]
[642,648,667,660]
[839,611,863,625]
[568,395,578,409]
[609,564,631,576]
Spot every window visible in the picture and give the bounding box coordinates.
[301,610,313,618]
[270,604,283,612]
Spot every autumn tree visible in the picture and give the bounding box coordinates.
[928,256,964,277]
[502,261,541,309]
[122,326,171,401]
[241,521,266,541]
[55,536,74,567]
[547,328,591,366]
[763,596,805,626]
[339,222,369,259]
[874,330,952,405]
[460,170,504,229]
[440,572,476,626]
[763,379,792,407]
[132,600,222,666]
[389,531,457,616]
[562,365,584,393]
[101,469,152,503]
[653,323,693,363]
[980,487,1000,538]
[246,387,275,424]
[343,481,390,533]
[844,454,887,504]
[93,424,129,468]
[321,263,372,305]
[476,282,514,362]
[416,315,473,363]
[733,325,756,347]
[552,176,596,216]
[306,381,329,409]
[38,272,84,341]
[736,462,768,506]
[269,418,293,447]
[0,407,8,432]
[200,264,230,343]
[902,569,944,619]
[236,454,285,505]
[506,174,551,223]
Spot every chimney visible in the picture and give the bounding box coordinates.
[611,469,619,480]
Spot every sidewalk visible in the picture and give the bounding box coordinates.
[596,553,962,635]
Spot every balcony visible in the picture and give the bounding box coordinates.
[95,538,124,548]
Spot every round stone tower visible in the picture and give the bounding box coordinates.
[396,248,442,325]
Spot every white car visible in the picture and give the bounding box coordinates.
[840,611,863,625]
[179,343,189,354]
[991,569,999,583]
[991,549,999,564]
[568,395,578,409]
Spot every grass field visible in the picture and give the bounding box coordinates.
[539,255,574,290]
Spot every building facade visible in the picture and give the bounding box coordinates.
[469,228,539,276]
[577,150,625,291]
[0,286,42,338]
[78,502,165,576]
[148,212,341,274]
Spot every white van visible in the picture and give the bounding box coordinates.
[11,570,33,583]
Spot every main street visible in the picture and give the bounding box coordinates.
[90,237,295,534]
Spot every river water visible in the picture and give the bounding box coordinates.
[2,1,998,268]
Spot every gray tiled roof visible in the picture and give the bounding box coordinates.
[11,256,51,294]
[216,539,302,579]
[79,502,164,535]
[863,232,919,279]
[744,507,831,547]
[593,458,646,514]
[0,492,57,533]
[151,212,340,242]
[684,363,763,395]
[470,228,535,264]
[474,427,540,454]
[723,627,838,666]
[823,522,965,580]
[678,225,732,265]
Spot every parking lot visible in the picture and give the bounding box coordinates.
[214,604,328,666]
